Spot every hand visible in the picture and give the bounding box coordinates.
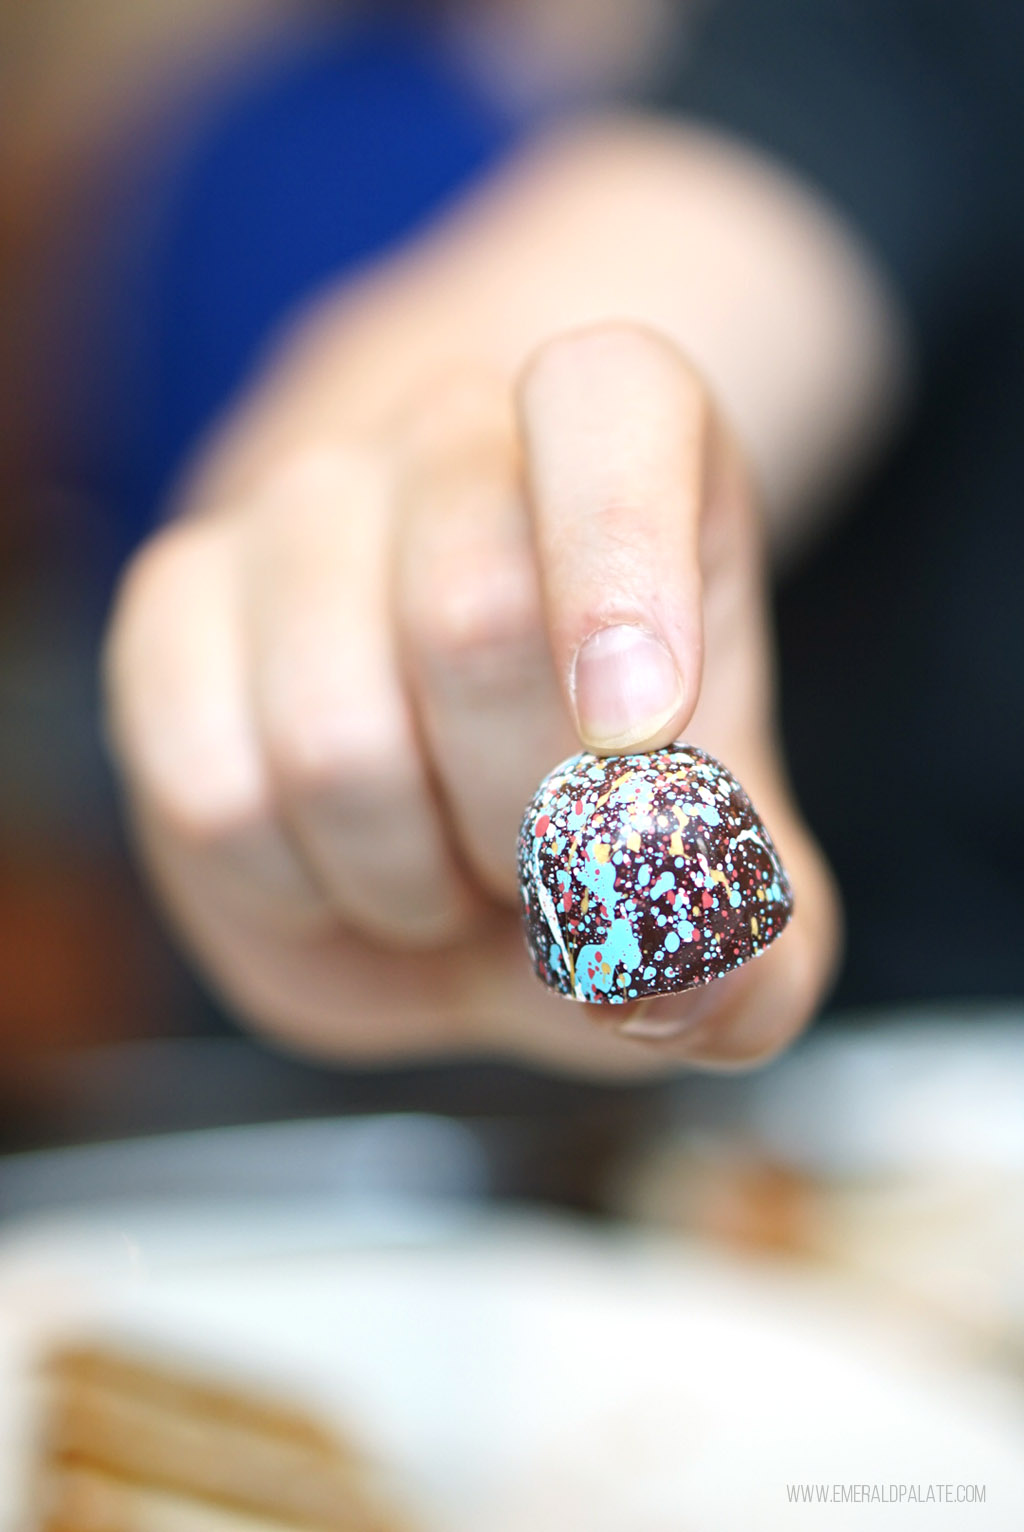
[104,126,860,1076]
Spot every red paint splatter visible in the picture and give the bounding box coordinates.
[534,815,550,837]
[702,891,713,908]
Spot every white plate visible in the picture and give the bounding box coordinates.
[1,1192,1023,1530]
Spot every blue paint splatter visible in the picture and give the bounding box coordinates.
[574,917,641,1001]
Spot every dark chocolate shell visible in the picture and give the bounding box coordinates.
[517,744,793,1003]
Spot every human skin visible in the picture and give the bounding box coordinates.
[103,119,908,1076]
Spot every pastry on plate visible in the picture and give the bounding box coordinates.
[31,1344,409,1532]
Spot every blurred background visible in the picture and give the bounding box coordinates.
[0,0,688,1172]
[1,0,1023,1429]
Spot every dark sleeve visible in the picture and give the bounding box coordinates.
[654,0,1020,356]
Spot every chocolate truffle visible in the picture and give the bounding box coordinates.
[517,744,793,1004]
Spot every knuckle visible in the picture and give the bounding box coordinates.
[265,699,408,808]
[104,526,193,672]
[145,767,271,857]
[577,497,657,551]
[123,690,271,855]
[414,556,542,682]
[103,522,272,851]
[102,523,216,753]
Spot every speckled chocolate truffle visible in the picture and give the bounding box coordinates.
[517,744,793,1004]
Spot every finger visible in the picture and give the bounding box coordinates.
[616,767,841,1067]
[589,436,840,1069]
[519,321,708,755]
[396,374,576,902]
[242,444,475,945]
[103,517,330,941]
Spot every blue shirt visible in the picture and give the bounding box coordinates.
[72,15,514,544]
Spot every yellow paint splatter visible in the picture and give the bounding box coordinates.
[596,770,635,809]
[626,831,642,852]
[581,890,590,915]
[669,831,684,856]
[751,916,759,937]
[594,842,611,863]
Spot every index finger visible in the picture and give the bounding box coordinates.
[518,322,708,755]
